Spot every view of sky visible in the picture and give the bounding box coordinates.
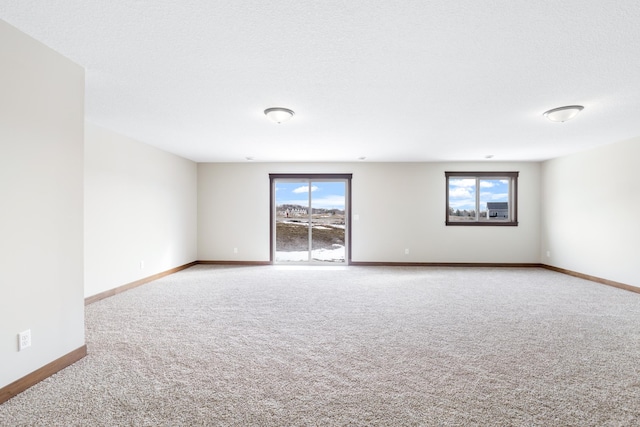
[275,181,346,210]
[449,179,509,211]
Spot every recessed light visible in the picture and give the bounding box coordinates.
[543,105,584,122]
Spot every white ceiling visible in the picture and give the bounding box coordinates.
[2,1,639,163]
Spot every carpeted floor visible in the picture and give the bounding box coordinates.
[1,265,640,426]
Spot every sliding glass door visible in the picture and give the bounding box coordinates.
[271,174,350,264]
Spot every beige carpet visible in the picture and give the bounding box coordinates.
[1,265,640,426]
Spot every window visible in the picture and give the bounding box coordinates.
[445,171,518,226]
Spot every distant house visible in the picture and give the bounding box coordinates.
[487,202,509,219]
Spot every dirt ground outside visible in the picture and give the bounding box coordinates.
[275,213,345,252]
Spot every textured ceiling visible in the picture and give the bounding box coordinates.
[1,1,639,162]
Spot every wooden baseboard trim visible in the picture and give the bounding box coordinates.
[85,261,199,305]
[197,260,271,266]
[541,264,640,294]
[349,261,543,268]
[0,345,87,405]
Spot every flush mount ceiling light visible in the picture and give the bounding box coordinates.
[543,105,584,122]
[264,107,294,123]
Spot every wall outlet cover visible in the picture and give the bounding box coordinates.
[18,329,31,351]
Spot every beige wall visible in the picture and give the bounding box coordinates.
[84,123,198,298]
[541,137,640,289]
[198,162,541,263]
[0,21,85,388]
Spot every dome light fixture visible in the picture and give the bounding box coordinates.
[543,105,584,122]
[264,107,294,123]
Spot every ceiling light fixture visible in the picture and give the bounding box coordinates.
[264,107,294,123]
[543,105,584,122]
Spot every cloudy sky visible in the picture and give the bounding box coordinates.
[449,178,509,211]
[275,181,346,210]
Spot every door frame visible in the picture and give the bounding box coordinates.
[269,173,352,265]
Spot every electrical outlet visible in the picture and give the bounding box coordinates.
[233,248,238,254]
[140,260,144,269]
[18,329,31,351]
[404,248,410,255]
[546,251,551,258]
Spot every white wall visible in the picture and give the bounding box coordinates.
[0,20,85,388]
[198,162,540,263]
[541,137,640,288]
[84,123,198,298]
